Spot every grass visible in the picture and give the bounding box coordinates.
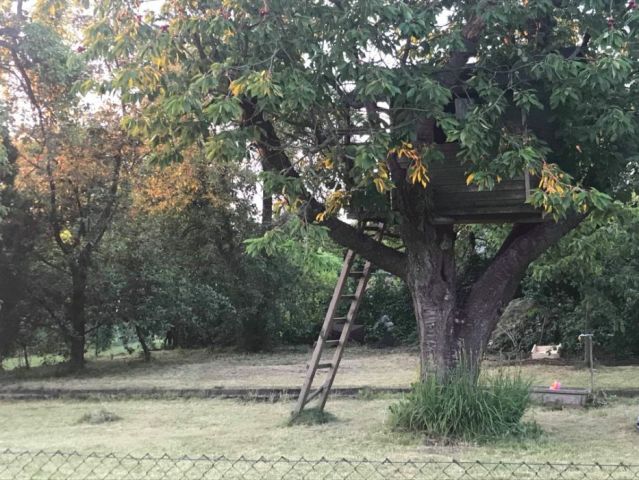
[1,344,137,371]
[77,408,122,425]
[0,396,638,463]
[2,346,638,392]
[1,348,638,465]
[287,407,337,426]
[389,369,534,441]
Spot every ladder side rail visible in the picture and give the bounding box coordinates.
[292,249,357,415]
[317,223,385,411]
[317,258,375,411]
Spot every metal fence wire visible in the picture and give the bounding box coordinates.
[1,449,639,480]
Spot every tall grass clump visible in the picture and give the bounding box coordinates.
[389,367,535,441]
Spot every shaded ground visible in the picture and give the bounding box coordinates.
[1,347,638,392]
[0,396,638,463]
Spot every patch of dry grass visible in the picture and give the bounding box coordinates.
[77,408,122,425]
[1,347,637,392]
[0,397,637,464]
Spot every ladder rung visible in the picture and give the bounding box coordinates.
[333,316,348,322]
[341,294,357,300]
[316,362,332,369]
[349,271,365,277]
[304,387,323,405]
[313,339,340,348]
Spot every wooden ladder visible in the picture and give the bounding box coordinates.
[292,221,384,417]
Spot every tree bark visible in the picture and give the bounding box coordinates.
[403,224,461,380]
[134,324,151,362]
[22,344,29,369]
[67,260,88,370]
[261,190,272,227]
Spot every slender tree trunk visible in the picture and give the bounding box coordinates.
[68,261,88,370]
[134,324,151,362]
[261,190,272,227]
[22,344,29,369]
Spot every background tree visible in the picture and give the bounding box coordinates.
[522,202,639,358]
[88,0,638,379]
[1,3,137,368]
[0,109,35,366]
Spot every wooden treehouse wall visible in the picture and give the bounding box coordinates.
[416,116,542,225]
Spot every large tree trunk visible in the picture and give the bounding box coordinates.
[403,224,463,381]
[68,260,88,370]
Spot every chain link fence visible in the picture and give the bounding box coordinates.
[1,449,639,479]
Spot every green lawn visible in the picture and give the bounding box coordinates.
[1,347,638,469]
[0,396,638,464]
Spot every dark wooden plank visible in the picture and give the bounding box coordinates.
[431,213,544,225]
[434,195,528,208]
[435,205,540,216]
[432,183,526,194]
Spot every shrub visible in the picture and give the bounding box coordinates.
[359,273,416,344]
[388,368,534,441]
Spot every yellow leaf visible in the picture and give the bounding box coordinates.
[322,157,333,169]
[60,229,73,244]
[229,80,244,96]
[466,173,475,186]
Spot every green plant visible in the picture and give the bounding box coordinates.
[389,368,535,441]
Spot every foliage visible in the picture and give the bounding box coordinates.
[358,273,416,344]
[389,369,534,441]
[87,0,638,223]
[523,202,639,357]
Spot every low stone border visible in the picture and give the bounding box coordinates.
[0,386,408,401]
[0,385,637,402]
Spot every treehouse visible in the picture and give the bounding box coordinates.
[415,114,543,225]
[350,99,545,225]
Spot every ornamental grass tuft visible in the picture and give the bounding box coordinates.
[389,367,537,441]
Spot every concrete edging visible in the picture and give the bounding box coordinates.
[0,386,637,402]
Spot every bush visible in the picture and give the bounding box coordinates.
[359,273,416,344]
[388,368,534,441]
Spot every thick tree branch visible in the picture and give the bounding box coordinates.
[241,100,407,274]
[324,217,407,279]
[462,213,586,345]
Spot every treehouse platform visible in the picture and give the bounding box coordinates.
[428,143,541,225]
